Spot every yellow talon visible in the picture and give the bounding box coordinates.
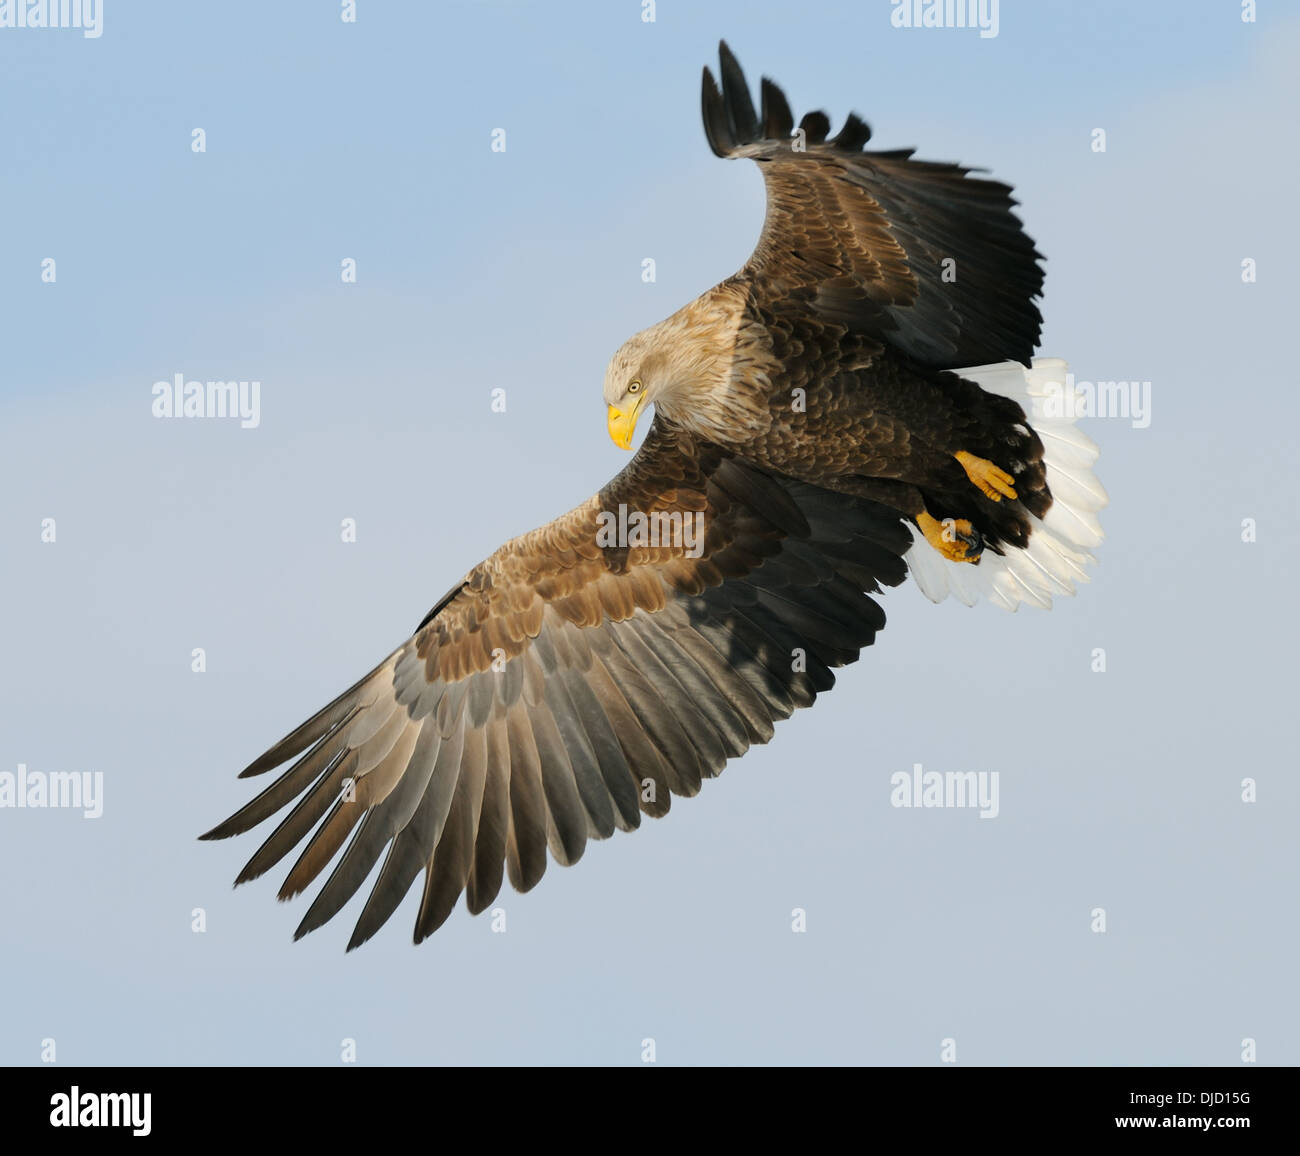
[956,450,1017,501]
[916,510,981,563]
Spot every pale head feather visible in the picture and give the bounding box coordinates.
[602,285,767,444]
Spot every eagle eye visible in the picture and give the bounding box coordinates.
[628,379,643,395]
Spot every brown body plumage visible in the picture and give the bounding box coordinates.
[633,288,1052,551]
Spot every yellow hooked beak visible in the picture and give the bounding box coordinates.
[607,394,645,451]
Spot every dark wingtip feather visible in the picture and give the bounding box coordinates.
[233,863,264,887]
[833,111,873,151]
[717,41,759,144]
[235,695,362,779]
[760,76,794,139]
[799,110,831,143]
[413,905,455,945]
[701,66,733,157]
[199,818,252,844]
[346,905,387,951]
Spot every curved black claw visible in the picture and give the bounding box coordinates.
[957,524,984,562]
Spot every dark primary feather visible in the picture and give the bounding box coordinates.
[202,420,909,947]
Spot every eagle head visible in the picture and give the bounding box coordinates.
[603,301,745,451]
[603,331,671,450]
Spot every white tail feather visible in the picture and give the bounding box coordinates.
[904,357,1107,612]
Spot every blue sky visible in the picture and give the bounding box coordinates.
[1,1,1296,1065]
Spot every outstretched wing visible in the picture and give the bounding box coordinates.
[203,420,910,948]
[702,41,1044,368]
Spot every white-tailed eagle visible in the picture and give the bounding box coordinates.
[203,43,1106,948]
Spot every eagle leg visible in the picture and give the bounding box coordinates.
[955,451,1018,502]
[916,510,983,563]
